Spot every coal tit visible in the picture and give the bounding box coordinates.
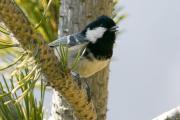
[49,15,118,78]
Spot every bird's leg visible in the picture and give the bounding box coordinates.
[71,71,82,87]
[70,71,91,102]
[82,79,91,102]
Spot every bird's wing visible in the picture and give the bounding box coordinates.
[48,33,89,48]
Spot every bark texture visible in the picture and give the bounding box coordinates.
[0,0,96,120]
[50,0,114,120]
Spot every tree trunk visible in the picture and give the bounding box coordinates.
[50,0,114,120]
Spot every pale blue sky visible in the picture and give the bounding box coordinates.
[108,0,180,119]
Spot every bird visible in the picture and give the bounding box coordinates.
[49,15,118,78]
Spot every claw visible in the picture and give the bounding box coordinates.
[83,80,91,102]
[71,71,81,87]
[71,71,91,102]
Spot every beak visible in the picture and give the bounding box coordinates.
[49,33,89,48]
[110,26,119,32]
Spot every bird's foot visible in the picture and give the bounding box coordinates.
[71,71,81,87]
[70,71,91,102]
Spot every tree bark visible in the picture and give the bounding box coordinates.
[50,0,114,120]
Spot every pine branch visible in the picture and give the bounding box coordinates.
[0,0,96,120]
[153,106,180,120]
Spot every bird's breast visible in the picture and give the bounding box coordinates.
[53,45,110,78]
[72,58,109,78]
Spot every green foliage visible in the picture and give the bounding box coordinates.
[54,44,82,73]
[113,0,127,32]
[0,51,45,120]
[0,67,45,120]
[15,0,60,41]
[0,33,21,61]
[56,45,69,73]
[0,39,19,50]
[0,25,10,35]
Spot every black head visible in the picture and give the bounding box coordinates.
[82,15,117,60]
[82,15,116,32]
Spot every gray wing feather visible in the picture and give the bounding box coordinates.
[48,33,89,48]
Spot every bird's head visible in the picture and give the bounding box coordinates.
[81,15,118,59]
[49,15,118,60]
[81,15,118,44]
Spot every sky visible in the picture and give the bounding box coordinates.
[108,0,180,120]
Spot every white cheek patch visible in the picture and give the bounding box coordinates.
[86,27,107,43]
